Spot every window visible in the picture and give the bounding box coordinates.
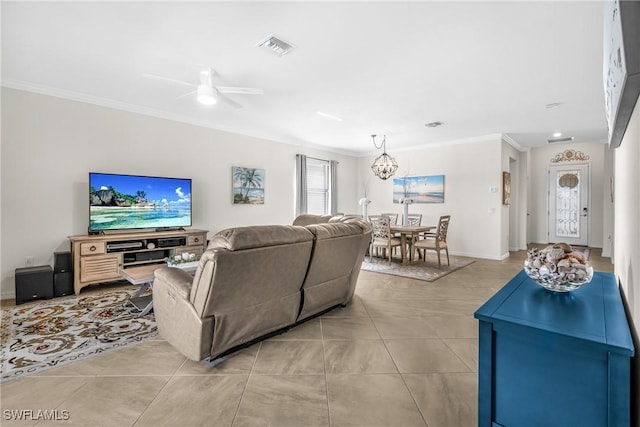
[306,158,331,215]
[295,155,337,216]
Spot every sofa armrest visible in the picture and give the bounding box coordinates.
[154,267,193,300]
[152,266,213,361]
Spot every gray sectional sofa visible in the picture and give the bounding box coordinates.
[151,215,372,362]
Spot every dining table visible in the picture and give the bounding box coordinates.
[389,224,436,264]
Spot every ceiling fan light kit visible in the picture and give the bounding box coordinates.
[370,134,399,180]
[144,67,263,109]
[197,85,217,105]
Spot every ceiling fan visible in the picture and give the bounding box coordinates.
[143,67,264,109]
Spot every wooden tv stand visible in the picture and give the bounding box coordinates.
[68,228,208,295]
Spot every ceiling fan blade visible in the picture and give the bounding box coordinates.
[176,90,196,100]
[217,86,264,95]
[142,73,195,88]
[218,94,243,109]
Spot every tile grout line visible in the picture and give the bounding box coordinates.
[320,315,333,427]
[229,341,262,426]
[129,372,177,427]
[370,303,431,427]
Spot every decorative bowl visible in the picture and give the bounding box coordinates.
[524,244,593,292]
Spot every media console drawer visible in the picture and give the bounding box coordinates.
[187,235,204,246]
[69,229,208,294]
[80,242,106,256]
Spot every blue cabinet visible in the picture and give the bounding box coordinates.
[474,270,634,427]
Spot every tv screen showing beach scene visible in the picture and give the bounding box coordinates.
[89,173,192,231]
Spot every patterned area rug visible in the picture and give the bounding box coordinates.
[361,256,475,281]
[1,287,157,383]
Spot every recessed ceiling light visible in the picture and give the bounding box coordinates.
[316,111,343,121]
[425,121,444,128]
[544,102,563,109]
[553,132,562,137]
[257,34,296,57]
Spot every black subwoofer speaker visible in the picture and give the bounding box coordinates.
[54,271,74,297]
[54,251,72,273]
[15,265,54,305]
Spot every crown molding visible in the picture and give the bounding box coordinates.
[359,133,504,157]
[502,134,526,152]
[1,80,361,158]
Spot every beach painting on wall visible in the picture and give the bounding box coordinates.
[232,166,265,204]
[393,175,445,203]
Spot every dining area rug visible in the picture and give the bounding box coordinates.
[361,256,475,282]
[1,286,157,383]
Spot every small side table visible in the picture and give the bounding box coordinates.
[474,270,635,427]
[121,264,162,316]
[167,261,199,274]
[121,262,199,316]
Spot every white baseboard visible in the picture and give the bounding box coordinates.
[2,290,16,301]
[448,250,509,261]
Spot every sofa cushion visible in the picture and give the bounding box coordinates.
[208,225,313,251]
[297,219,371,320]
[304,222,365,240]
[292,214,334,226]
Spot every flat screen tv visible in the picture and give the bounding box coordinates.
[89,172,192,232]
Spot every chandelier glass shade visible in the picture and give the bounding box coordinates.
[370,135,398,180]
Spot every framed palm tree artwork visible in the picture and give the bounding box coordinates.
[232,166,265,204]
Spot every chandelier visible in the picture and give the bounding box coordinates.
[370,134,398,180]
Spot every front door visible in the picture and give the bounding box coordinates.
[548,164,589,247]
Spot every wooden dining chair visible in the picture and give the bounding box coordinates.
[369,216,402,264]
[403,213,423,259]
[404,214,422,226]
[381,213,399,225]
[414,215,451,268]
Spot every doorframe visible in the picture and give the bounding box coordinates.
[508,157,519,251]
[547,162,591,246]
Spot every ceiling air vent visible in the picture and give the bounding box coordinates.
[548,136,574,144]
[257,35,296,57]
[425,121,444,128]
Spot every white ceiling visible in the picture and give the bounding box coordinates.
[1,1,609,156]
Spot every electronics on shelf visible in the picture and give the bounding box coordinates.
[106,241,143,252]
[157,237,186,247]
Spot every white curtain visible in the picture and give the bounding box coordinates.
[330,160,338,215]
[295,154,307,216]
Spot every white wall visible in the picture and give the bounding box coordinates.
[528,141,606,247]
[0,88,359,298]
[602,146,615,257]
[357,136,506,260]
[614,97,640,339]
[613,96,640,425]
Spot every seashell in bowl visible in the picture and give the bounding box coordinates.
[524,243,593,292]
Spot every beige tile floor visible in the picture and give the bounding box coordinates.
[1,249,613,427]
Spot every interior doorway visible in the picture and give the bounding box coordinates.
[548,164,590,246]
[508,157,518,251]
